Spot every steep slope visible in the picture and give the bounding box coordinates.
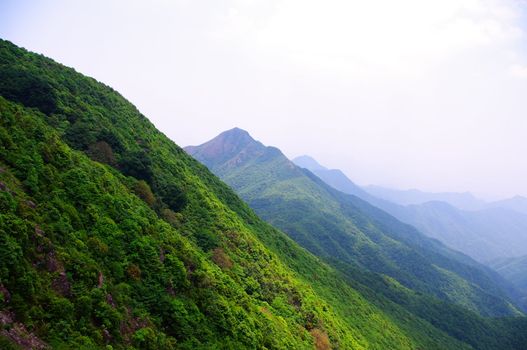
[0,39,483,350]
[293,156,527,312]
[185,129,523,318]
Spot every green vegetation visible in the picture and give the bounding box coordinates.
[0,38,525,349]
[293,155,527,311]
[1,97,342,349]
[186,128,521,317]
[0,38,480,349]
[187,128,527,349]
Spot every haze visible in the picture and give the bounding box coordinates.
[2,0,527,199]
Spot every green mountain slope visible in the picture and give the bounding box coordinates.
[292,154,527,307]
[0,38,486,349]
[185,129,525,349]
[185,128,521,317]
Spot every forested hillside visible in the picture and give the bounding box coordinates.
[1,38,526,349]
[0,38,487,350]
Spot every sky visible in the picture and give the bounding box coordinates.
[1,0,527,199]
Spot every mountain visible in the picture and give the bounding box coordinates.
[487,196,527,215]
[186,128,527,348]
[295,156,527,264]
[365,186,527,216]
[186,128,522,316]
[293,156,527,314]
[389,202,527,263]
[0,38,484,350]
[292,155,370,199]
[292,155,327,171]
[364,186,486,211]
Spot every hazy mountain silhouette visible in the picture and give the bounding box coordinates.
[364,185,486,211]
[294,156,527,264]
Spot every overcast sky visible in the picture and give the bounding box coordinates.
[2,0,527,199]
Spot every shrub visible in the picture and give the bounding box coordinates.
[133,180,155,206]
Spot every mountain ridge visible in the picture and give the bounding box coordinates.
[186,127,527,348]
[364,185,486,211]
[186,128,525,312]
[294,155,527,263]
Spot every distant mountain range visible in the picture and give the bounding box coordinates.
[363,185,487,211]
[293,155,371,199]
[293,155,527,264]
[487,196,527,215]
[364,184,527,215]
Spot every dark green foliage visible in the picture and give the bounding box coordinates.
[133,180,156,206]
[0,66,57,114]
[155,182,187,212]
[119,149,154,181]
[86,141,116,166]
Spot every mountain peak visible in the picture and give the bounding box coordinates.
[214,127,255,145]
[221,126,251,137]
[185,128,266,169]
[292,155,327,171]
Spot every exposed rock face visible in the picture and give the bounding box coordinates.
[0,311,49,350]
